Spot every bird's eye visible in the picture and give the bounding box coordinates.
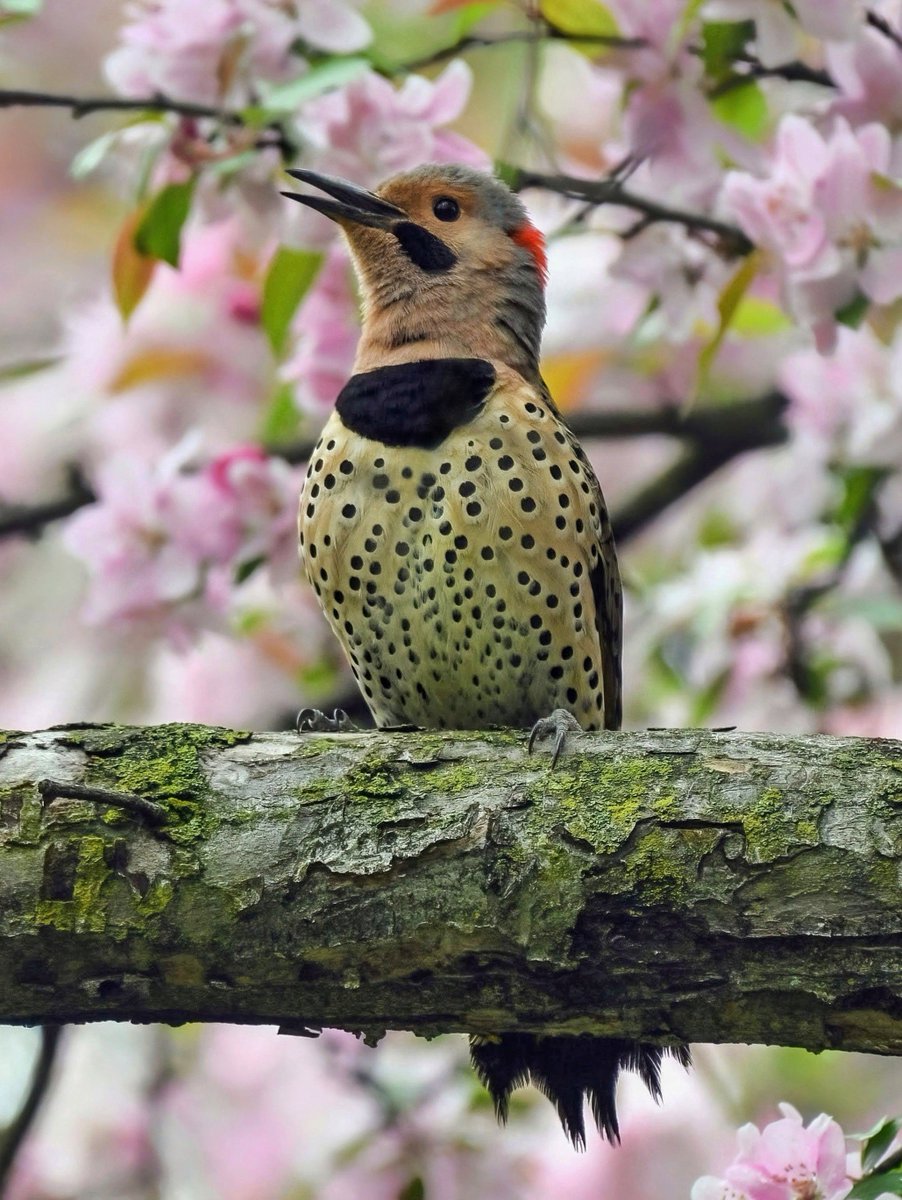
[433,196,460,222]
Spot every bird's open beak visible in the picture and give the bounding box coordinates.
[282,168,405,230]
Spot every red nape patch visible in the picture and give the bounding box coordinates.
[511,222,548,286]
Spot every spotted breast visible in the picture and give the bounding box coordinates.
[299,360,620,732]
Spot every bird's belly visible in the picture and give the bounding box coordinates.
[300,416,607,731]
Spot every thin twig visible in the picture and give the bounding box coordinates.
[513,169,755,256]
[866,9,902,51]
[0,476,96,539]
[0,1026,62,1192]
[709,56,834,98]
[0,87,246,124]
[401,27,645,73]
[38,779,169,826]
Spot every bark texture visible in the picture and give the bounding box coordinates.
[1,723,900,1055]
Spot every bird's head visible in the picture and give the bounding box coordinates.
[283,164,547,378]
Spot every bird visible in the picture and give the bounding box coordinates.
[282,162,689,1148]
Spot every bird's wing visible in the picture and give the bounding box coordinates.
[541,382,623,731]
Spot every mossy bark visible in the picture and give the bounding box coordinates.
[1,723,901,1054]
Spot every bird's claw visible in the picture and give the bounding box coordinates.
[295,707,355,734]
[527,709,582,769]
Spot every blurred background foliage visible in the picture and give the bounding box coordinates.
[1,0,902,1195]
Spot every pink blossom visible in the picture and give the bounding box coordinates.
[105,0,370,105]
[65,219,274,467]
[723,116,902,350]
[704,1,864,65]
[610,222,731,342]
[780,324,902,467]
[281,243,360,415]
[285,61,489,246]
[692,1103,852,1200]
[62,439,302,643]
[827,4,902,128]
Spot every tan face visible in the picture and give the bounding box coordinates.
[375,178,522,275]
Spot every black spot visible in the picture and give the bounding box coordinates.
[499,525,512,540]
[323,473,336,489]
[385,489,400,504]
[341,503,356,518]
[521,534,535,549]
[409,506,423,522]
[466,501,482,516]
[364,537,377,552]
[498,455,514,471]
[454,534,468,549]
[529,614,542,629]
[489,437,503,449]
[549,464,563,480]
[521,497,536,513]
[465,455,482,470]
[340,460,353,475]
[559,494,570,508]
[459,480,476,498]
[349,576,361,591]
[394,221,457,272]
[395,541,410,556]
[567,688,579,704]
[508,477,524,492]
[481,547,494,561]
[526,430,541,444]
[550,665,564,680]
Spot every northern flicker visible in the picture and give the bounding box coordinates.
[283,163,688,1147]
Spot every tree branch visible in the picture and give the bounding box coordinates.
[0,87,248,124]
[513,169,755,257]
[0,1025,62,1191]
[0,394,788,541]
[611,392,789,540]
[1,723,900,1056]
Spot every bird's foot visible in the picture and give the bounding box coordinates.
[295,707,356,734]
[527,709,582,769]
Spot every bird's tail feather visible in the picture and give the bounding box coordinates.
[469,1033,691,1149]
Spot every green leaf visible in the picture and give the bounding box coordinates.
[0,0,43,12]
[859,1117,902,1174]
[398,1178,425,1200]
[848,1170,902,1199]
[0,355,60,383]
[711,79,768,139]
[540,0,620,38]
[730,295,792,337]
[701,20,754,80]
[261,247,323,355]
[70,130,120,180]
[260,382,301,445]
[133,179,196,268]
[822,594,902,631]
[493,160,519,189]
[836,290,870,329]
[257,57,370,113]
[697,249,761,390]
[448,1,499,37]
[833,465,885,531]
[113,208,157,319]
[234,556,266,585]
